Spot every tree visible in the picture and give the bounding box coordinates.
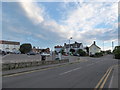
[85,46,89,54]
[19,43,32,54]
[54,50,58,55]
[60,49,65,55]
[70,49,75,54]
[77,49,86,56]
[113,46,120,59]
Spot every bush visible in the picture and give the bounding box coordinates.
[90,54,95,57]
[19,43,32,54]
[77,49,86,56]
[70,49,75,54]
[95,52,103,57]
[113,46,120,59]
[60,49,65,55]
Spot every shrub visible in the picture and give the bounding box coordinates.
[60,49,65,55]
[19,43,32,54]
[77,49,86,56]
[113,46,120,59]
[70,49,75,54]
[95,52,103,57]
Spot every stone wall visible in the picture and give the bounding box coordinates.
[2,59,69,70]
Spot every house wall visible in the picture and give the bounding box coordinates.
[64,43,84,54]
[89,45,101,55]
[64,48,69,54]
[0,44,20,52]
[55,48,62,53]
[80,44,84,50]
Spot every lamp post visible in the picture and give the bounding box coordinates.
[69,37,72,60]
[112,41,114,51]
[103,41,104,51]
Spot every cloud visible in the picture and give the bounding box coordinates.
[19,2,75,40]
[19,1,44,25]
[60,2,118,43]
[19,1,118,46]
[8,26,47,40]
[2,2,118,49]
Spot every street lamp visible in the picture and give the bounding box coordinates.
[69,37,72,60]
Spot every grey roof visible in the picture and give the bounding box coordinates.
[89,44,101,49]
[64,42,82,48]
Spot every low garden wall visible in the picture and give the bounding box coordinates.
[2,59,69,71]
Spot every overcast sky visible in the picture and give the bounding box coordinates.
[2,0,118,50]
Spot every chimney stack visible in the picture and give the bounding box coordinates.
[94,41,96,45]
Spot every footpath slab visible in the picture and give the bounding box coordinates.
[108,65,119,89]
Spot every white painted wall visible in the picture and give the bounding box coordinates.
[0,44,20,52]
[55,48,62,53]
[89,45,101,55]
[64,43,84,53]
[80,44,84,50]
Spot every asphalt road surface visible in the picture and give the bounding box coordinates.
[2,55,118,88]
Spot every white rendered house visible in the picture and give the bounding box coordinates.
[89,41,101,55]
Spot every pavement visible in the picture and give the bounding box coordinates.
[2,55,119,89]
[108,65,119,88]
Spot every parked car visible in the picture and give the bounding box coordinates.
[73,54,77,56]
[63,54,68,56]
[73,53,79,56]
[14,51,21,54]
[41,53,50,56]
[27,52,36,55]
[55,57,59,60]
[2,51,7,55]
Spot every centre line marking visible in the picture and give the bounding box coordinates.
[94,65,114,90]
[99,66,113,90]
[94,66,112,90]
[59,67,81,75]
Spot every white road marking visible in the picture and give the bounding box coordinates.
[59,67,81,75]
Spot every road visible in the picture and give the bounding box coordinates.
[2,55,118,88]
